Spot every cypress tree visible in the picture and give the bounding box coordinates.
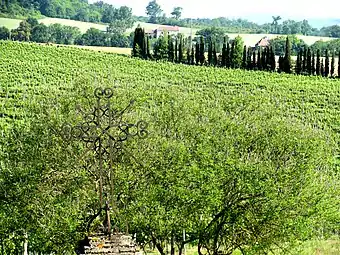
[226,42,231,68]
[331,51,335,77]
[213,42,217,67]
[321,59,325,77]
[247,47,252,70]
[147,36,152,60]
[230,41,235,68]
[316,49,321,76]
[208,38,213,65]
[261,48,266,70]
[252,51,256,70]
[338,50,340,78]
[242,45,247,69]
[187,47,191,64]
[221,37,227,67]
[199,36,205,65]
[175,37,178,63]
[278,55,285,73]
[311,52,315,75]
[302,48,307,73]
[168,35,174,62]
[270,46,276,71]
[132,26,145,58]
[295,50,301,75]
[179,36,183,63]
[191,45,195,65]
[307,48,312,75]
[257,49,262,70]
[325,49,329,77]
[195,42,200,65]
[283,36,292,73]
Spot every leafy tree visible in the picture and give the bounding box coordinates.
[316,49,321,76]
[0,26,10,40]
[325,49,330,77]
[230,36,243,69]
[283,36,292,74]
[171,7,182,20]
[146,0,163,23]
[196,27,225,53]
[11,20,31,42]
[320,25,340,38]
[26,17,39,28]
[270,35,306,56]
[271,15,281,34]
[31,23,50,43]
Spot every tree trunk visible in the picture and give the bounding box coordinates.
[151,234,166,255]
[170,233,175,255]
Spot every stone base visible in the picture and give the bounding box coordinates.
[84,233,137,255]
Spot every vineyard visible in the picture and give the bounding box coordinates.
[0,41,340,254]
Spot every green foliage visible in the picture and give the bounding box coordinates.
[0,26,10,40]
[270,35,307,56]
[230,36,243,69]
[153,34,168,61]
[145,0,163,23]
[0,41,339,254]
[11,20,31,41]
[196,26,225,53]
[283,36,292,73]
[171,7,182,20]
[325,49,330,77]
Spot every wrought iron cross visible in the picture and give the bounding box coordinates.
[60,87,148,234]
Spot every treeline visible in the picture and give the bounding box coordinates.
[132,27,340,78]
[0,0,134,26]
[0,18,132,47]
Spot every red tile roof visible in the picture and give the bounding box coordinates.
[157,26,179,32]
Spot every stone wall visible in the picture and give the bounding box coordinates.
[84,233,138,255]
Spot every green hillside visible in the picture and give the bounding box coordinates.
[0,41,339,254]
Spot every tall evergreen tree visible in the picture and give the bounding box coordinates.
[330,51,335,77]
[226,42,231,68]
[175,37,178,63]
[178,35,183,63]
[208,38,213,65]
[168,35,174,62]
[252,51,256,70]
[191,45,195,65]
[307,48,312,75]
[278,55,284,73]
[261,48,267,70]
[213,42,218,67]
[295,50,302,75]
[283,36,292,73]
[316,49,321,76]
[230,41,235,68]
[132,26,145,58]
[187,47,191,64]
[257,49,262,70]
[247,47,252,70]
[325,49,330,77]
[338,50,340,78]
[242,45,247,69]
[311,52,316,75]
[195,42,200,65]
[302,48,307,73]
[321,59,325,77]
[270,46,276,71]
[199,36,205,65]
[221,37,227,67]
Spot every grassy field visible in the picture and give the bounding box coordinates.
[0,17,336,46]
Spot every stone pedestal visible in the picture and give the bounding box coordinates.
[84,233,138,255]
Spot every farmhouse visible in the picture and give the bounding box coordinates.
[145,25,180,38]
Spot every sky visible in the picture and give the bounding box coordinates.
[97,0,340,23]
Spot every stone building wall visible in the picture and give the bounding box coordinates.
[84,233,138,255]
